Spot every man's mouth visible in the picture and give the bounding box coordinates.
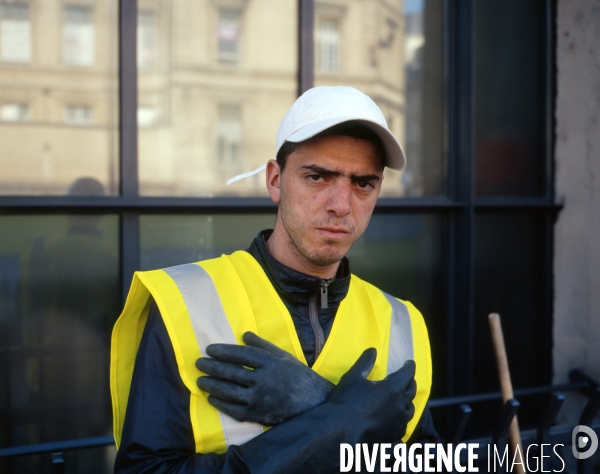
[317,227,351,239]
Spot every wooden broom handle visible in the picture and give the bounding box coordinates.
[489,313,526,474]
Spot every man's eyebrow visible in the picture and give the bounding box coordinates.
[301,164,382,182]
[301,164,341,177]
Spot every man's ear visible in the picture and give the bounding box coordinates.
[266,159,281,204]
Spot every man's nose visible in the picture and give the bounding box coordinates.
[326,181,352,216]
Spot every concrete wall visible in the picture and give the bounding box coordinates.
[553,0,600,390]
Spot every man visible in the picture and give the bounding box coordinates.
[111,86,438,473]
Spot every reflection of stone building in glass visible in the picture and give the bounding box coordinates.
[0,0,421,197]
[137,0,298,197]
[313,0,409,197]
[0,0,118,195]
[404,7,425,196]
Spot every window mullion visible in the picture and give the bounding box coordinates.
[298,0,314,96]
[119,0,139,198]
[446,0,476,397]
[119,0,140,303]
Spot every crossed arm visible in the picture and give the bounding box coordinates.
[115,304,437,474]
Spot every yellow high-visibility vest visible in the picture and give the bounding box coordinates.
[111,251,432,454]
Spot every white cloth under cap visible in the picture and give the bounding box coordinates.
[226,85,406,185]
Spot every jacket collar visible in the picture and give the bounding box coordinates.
[247,229,351,308]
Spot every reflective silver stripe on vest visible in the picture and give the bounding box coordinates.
[382,292,414,374]
[163,264,264,448]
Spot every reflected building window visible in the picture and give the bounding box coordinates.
[138,10,156,68]
[218,8,241,62]
[138,105,158,127]
[1,103,30,122]
[317,18,340,73]
[64,105,93,126]
[217,104,241,171]
[63,5,95,66]
[405,10,424,71]
[0,3,31,63]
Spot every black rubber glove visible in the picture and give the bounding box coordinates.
[195,331,334,426]
[237,348,417,474]
[327,347,417,443]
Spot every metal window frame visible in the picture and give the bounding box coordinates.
[0,0,560,404]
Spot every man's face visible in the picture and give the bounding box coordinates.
[267,134,384,269]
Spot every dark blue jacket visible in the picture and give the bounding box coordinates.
[114,231,438,473]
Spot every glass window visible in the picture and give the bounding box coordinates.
[314,0,446,197]
[63,5,95,67]
[472,212,550,432]
[0,1,118,196]
[316,19,340,73]
[140,214,277,270]
[137,10,156,68]
[0,3,31,63]
[64,105,94,126]
[0,214,120,472]
[218,8,241,62]
[0,0,559,457]
[217,104,242,181]
[138,0,297,197]
[474,0,547,196]
[1,103,30,122]
[138,105,158,128]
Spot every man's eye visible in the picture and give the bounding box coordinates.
[357,181,374,189]
[308,174,324,182]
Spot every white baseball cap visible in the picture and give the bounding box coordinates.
[227,85,406,185]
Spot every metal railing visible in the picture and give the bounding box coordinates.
[1,369,598,473]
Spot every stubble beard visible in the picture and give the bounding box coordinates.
[285,228,343,267]
[278,190,354,268]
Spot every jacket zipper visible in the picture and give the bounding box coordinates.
[321,279,331,309]
[308,279,332,360]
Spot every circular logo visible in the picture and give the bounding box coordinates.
[572,425,599,460]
